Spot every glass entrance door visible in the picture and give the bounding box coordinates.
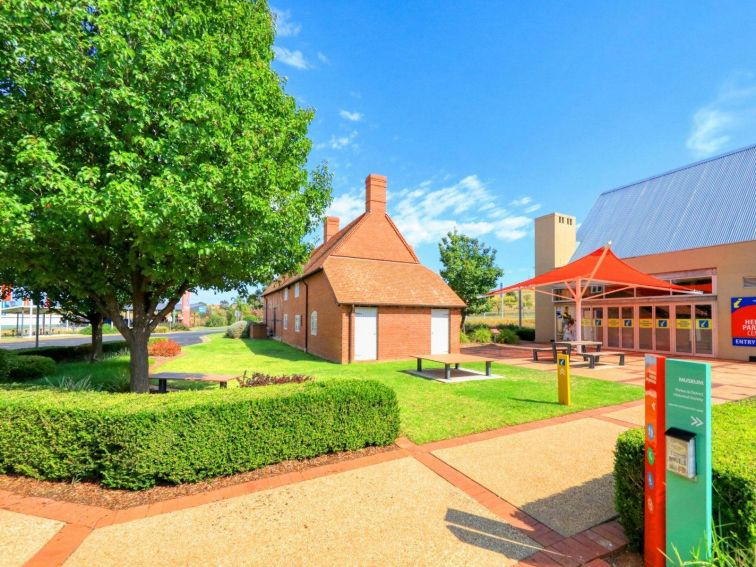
[674,305,693,353]
[639,305,653,350]
[621,306,634,349]
[607,307,620,348]
[694,304,713,355]
[592,307,604,345]
[655,305,671,351]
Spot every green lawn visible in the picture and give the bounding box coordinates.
[3,334,642,443]
[154,334,642,443]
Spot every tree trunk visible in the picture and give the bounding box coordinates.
[90,313,104,362]
[461,311,467,330]
[129,329,150,393]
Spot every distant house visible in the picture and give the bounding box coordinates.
[262,174,465,363]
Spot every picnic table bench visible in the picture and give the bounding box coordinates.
[150,372,238,393]
[413,353,495,380]
[581,351,625,369]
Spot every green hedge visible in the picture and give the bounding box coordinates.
[15,340,129,363]
[0,380,399,490]
[614,399,756,550]
[0,350,10,381]
[7,355,56,380]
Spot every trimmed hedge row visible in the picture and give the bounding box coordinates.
[614,399,756,550]
[15,340,129,362]
[0,380,400,490]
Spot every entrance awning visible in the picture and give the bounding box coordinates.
[487,244,701,341]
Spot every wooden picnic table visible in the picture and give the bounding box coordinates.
[150,372,238,393]
[413,353,495,380]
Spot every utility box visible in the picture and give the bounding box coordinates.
[666,427,696,480]
[250,323,267,339]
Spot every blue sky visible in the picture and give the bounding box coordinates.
[199,1,756,303]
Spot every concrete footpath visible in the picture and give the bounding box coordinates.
[0,401,650,567]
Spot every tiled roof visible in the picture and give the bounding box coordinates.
[574,143,756,259]
[262,213,367,295]
[323,257,466,307]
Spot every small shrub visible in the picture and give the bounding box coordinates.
[0,380,399,489]
[206,313,227,327]
[237,371,312,388]
[468,326,493,343]
[78,325,121,335]
[493,327,520,345]
[16,341,129,363]
[614,399,756,551]
[172,323,190,331]
[7,355,56,380]
[148,339,182,358]
[45,375,98,392]
[225,320,248,339]
[153,325,170,334]
[0,350,10,380]
[459,331,470,344]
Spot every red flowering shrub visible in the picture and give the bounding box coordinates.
[237,371,312,388]
[148,339,182,358]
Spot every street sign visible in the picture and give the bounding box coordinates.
[665,359,711,564]
[644,355,666,567]
[556,353,570,405]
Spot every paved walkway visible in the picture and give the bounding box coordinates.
[1,400,645,567]
[0,329,224,351]
[462,344,756,403]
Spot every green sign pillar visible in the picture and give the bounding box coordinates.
[665,359,712,564]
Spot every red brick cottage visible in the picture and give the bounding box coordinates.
[262,174,465,363]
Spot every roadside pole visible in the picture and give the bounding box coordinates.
[557,353,570,405]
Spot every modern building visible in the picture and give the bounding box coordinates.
[262,174,465,363]
[535,144,756,361]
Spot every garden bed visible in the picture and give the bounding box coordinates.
[0,445,397,509]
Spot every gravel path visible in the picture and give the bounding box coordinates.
[0,509,63,567]
[65,458,539,567]
[433,418,629,537]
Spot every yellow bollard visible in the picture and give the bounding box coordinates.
[557,353,570,405]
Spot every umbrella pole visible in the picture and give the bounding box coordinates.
[575,294,582,342]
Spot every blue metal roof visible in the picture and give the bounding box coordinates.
[573,144,756,259]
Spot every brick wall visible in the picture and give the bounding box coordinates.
[372,306,462,361]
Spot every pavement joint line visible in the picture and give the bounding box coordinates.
[592,415,639,429]
[23,523,93,567]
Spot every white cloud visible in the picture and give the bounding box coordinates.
[339,110,363,122]
[326,192,364,222]
[271,8,301,37]
[389,175,534,246]
[686,74,756,157]
[524,204,542,213]
[272,47,310,70]
[509,197,532,207]
[317,52,330,64]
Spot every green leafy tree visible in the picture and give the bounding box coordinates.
[0,1,331,392]
[438,231,504,327]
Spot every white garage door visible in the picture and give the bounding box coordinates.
[431,309,450,354]
[354,307,378,361]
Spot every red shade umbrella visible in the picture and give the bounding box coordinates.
[487,244,700,341]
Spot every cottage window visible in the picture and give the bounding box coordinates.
[284,287,289,301]
[283,314,288,330]
[294,282,300,298]
[294,314,301,332]
[310,311,318,336]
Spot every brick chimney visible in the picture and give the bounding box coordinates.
[365,174,387,213]
[323,216,340,243]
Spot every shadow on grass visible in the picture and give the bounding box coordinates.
[239,337,339,365]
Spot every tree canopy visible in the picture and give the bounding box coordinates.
[438,231,504,326]
[0,0,331,391]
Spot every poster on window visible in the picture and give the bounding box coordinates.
[731,297,756,347]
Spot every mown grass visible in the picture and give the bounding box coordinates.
[2,334,643,443]
[155,334,642,443]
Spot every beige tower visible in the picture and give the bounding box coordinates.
[534,213,577,343]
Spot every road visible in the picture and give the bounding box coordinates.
[0,328,225,351]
